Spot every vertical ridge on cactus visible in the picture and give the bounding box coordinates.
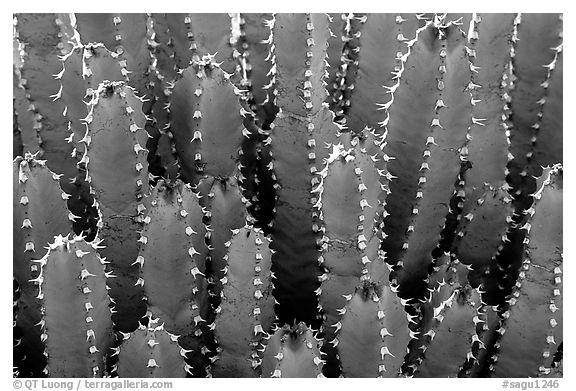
[170,63,245,184]
[327,13,365,124]
[344,14,422,133]
[391,20,472,297]
[260,323,324,378]
[268,13,340,324]
[139,180,208,336]
[236,13,277,128]
[39,235,114,377]
[212,225,275,377]
[13,66,41,157]
[338,279,410,377]
[460,14,514,213]
[453,186,515,279]
[84,81,150,332]
[61,44,126,153]
[508,14,562,179]
[196,175,247,297]
[492,166,562,377]
[115,313,190,377]
[13,154,75,376]
[415,285,482,377]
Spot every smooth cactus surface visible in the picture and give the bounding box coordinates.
[13,13,562,379]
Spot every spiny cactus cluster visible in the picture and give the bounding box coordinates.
[13,13,562,378]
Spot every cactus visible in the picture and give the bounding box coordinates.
[491,166,562,377]
[114,313,191,377]
[260,323,324,377]
[14,13,562,379]
[82,80,150,332]
[196,175,247,297]
[268,13,341,324]
[13,153,75,376]
[337,279,411,377]
[35,235,114,377]
[170,63,247,184]
[138,180,208,336]
[212,225,275,377]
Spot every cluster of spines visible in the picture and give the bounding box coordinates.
[503,13,520,196]
[144,18,183,181]
[329,13,365,125]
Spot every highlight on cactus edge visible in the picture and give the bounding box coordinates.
[13,13,562,378]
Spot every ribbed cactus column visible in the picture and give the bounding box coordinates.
[508,14,563,202]
[13,154,75,376]
[382,17,472,299]
[36,235,114,377]
[268,13,340,325]
[196,175,247,298]
[337,278,411,377]
[236,13,277,128]
[212,225,275,377]
[260,323,324,377]
[327,13,365,124]
[61,44,125,153]
[13,65,41,156]
[150,14,236,77]
[492,166,562,377]
[15,14,75,178]
[342,14,427,134]
[75,14,151,102]
[170,63,246,184]
[459,14,514,211]
[15,14,97,238]
[414,270,485,377]
[83,81,150,332]
[114,314,191,377]
[452,186,515,297]
[138,180,208,336]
